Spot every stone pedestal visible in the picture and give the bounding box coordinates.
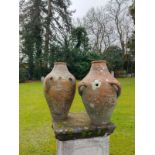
[52,113,115,155]
[57,136,109,155]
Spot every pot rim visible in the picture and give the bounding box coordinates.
[91,60,107,64]
[54,62,66,65]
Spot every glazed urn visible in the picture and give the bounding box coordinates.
[78,60,121,125]
[44,62,76,121]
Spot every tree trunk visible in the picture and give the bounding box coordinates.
[44,0,52,68]
[28,53,34,80]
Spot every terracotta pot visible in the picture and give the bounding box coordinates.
[78,60,121,125]
[44,62,76,121]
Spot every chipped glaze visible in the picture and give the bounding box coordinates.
[44,62,76,121]
[78,60,121,125]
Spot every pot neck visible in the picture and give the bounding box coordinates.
[52,62,68,72]
[90,60,108,72]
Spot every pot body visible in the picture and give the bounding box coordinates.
[44,62,76,121]
[78,60,121,125]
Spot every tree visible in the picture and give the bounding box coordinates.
[129,1,135,24]
[127,1,135,55]
[106,0,133,54]
[80,0,133,53]
[32,0,43,79]
[43,0,74,69]
[22,24,34,79]
[71,26,89,50]
[66,49,102,80]
[63,26,102,79]
[103,46,124,71]
[19,0,74,79]
[83,7,115,53]
[125,0,135,73]
[20,0,43,79]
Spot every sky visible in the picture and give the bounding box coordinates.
[70,0,108,19]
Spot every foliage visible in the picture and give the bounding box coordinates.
[44,26,98,79]
[19,0,73,80]
[19,67,29,83]
[20,0,43,79]
[66,48,102,79]
[124,54,135,74]
[82,0,134,53]
[114,70,127,78]
[19,0,135,81]
[66,49,89,79]
[127,1,135,56]
[20,78,135,155]
[69,61,90,80]
[43,0,74,69]
[126,1,135,73]
[71,27,90,50]
[103,46,124,71]
[129,1,135,24]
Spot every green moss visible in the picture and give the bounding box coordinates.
[67,128,74,133]
[81,131,86,137]
[56,121,63,128]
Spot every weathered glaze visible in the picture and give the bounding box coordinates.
[44,62,76,121]
[78,60,121,125]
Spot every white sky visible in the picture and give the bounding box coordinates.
[70,0,108,19]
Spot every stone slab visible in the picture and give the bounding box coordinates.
[52,112,115,141]
[57,136,109,155]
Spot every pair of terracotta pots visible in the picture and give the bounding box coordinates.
[44,60,121,125]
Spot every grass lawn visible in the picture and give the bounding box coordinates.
[19,78,135,155]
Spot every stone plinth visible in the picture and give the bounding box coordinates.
[57,136,109,155]
[52,112,115,155]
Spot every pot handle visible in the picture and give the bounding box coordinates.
[44,77,52,93]
[109,81,121,97]
[78,82,87,96]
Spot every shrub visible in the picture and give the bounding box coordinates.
[68,61,90,80]
[103,46,124,72]
[19,67,29,83]
[67,49,102,79]
[115,70,127,78]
